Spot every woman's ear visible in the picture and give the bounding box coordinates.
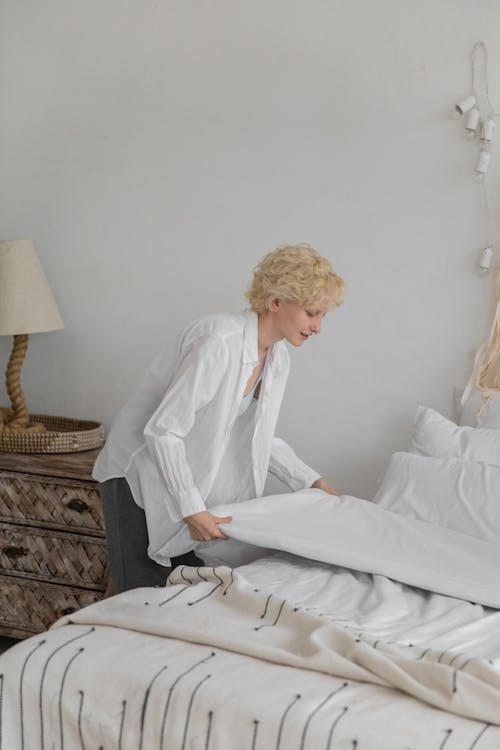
[267,297,281,313]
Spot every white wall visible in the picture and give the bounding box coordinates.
[0,0,499,498]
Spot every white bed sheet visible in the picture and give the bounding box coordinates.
[237,551,500,665]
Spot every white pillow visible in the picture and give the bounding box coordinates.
[460,391,500,429]
[373,451,500,544]
[411,405,500,466]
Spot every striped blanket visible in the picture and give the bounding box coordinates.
[1,564,499,749]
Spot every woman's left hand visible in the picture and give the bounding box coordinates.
[311,478,339,495]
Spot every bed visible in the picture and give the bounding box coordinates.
[1,402,500,749]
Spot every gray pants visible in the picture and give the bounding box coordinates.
[99,477,202,593]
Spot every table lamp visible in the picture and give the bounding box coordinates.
[0,239,64,436]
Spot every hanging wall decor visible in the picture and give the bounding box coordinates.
[452,41,499,274]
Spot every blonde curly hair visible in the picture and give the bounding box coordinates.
[245,243,345,313]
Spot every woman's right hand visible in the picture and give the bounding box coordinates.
[183,510,232,541]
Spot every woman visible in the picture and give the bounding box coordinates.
[94,243,345,591]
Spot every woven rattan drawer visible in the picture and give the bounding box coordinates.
[0,574,103,637]
[0,522,107,590]
[0,471,104,535]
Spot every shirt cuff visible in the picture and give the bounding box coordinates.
[168,486,206,522]
[306,471,323,489]
[289,466,322,492]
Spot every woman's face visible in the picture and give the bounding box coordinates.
[270,299,332,347]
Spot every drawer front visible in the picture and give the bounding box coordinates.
[0,523,108,589]
[0,471,104,534]
[0,574,104,636]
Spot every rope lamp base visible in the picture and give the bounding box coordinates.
[0,411,46,434]
[0,335,104,454]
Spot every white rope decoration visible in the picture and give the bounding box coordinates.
[480,176,490,249]
[454,41,499,273]
[471,41,497,120]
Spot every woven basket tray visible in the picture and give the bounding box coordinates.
[0,413,104,454]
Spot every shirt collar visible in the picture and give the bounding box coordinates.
[242,309,259,364]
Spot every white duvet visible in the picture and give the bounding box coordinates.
[186,489,500,608]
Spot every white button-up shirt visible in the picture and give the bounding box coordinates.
[93,310,320,564]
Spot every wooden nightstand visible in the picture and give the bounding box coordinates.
[0,449,111,638]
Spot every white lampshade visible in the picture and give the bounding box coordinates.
[0,239,64,335]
